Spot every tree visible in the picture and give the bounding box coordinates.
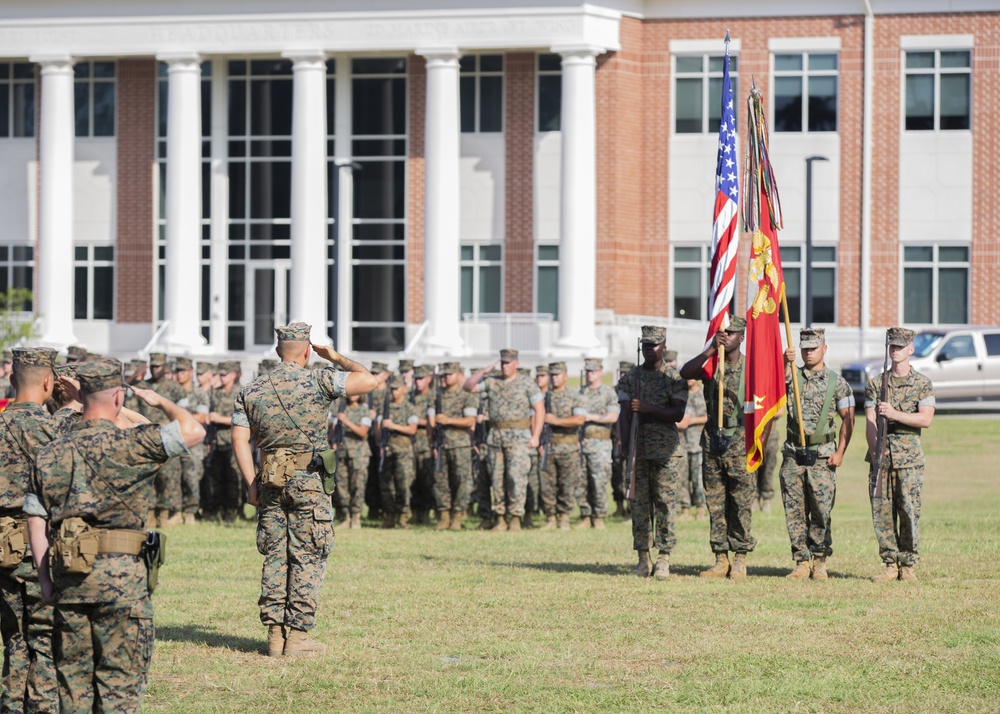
[0,288,37,350]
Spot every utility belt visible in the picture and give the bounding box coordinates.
[551,434,579,445]
[0,516,28,569]
[493,419,530,430]
[389,435,414,449]
[50,518,168,592]
[786,432,836,447]
[887,423,921,436]
[259,449,315,490]
[584,429,612,440]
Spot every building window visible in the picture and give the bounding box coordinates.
[74,61,115,137]
[351,57,407,352]
[460,244,502,317]
[537,54,561,132]
[782,245,837,324]
[536,245,559,318]
[460,55,503,133]
[73,245,114,320]
[905,50,971,131]
[0,245,34,311]
[671,245,709,320]
[0,63,35,138]
[902,245,969,324]
[674,55,739,134]
[773,53,838,132]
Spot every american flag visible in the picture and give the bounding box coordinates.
[703,37,739,378]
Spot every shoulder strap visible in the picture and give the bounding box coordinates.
[69,437,146,524]
[267,372,319,453]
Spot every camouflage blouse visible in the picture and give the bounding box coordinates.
[617,364,688,461]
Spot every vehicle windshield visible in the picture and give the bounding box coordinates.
[912,332,944,358]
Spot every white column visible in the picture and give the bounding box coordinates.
[159,52,207,352]
[208,58,229,354]
[284,50,329,344]
[417,49,465,355]
[33,55,78,349]
[553,45,603,354]
[333,54,354,353]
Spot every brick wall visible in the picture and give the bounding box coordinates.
[407,55,426,325]
[503,52,535,313]
[115,58,155,324]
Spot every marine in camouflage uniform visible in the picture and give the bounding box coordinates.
[865,327,935,583]
[232,324,374,655]
[377,374,420,527]
[465,350,544,531]
[174,357,210,524]
[0,350,13,399]
[610,361,634,518]
[138,353,185,527]
[410,365,437,525]
[618,327,688,578]
[205,361,243,522]
[779,328,855,580]
[526,365,549,525]
[432,363,478,530]
[25,361,202,714]
[543,363,586,530]
[680,317,755,579]
[333,395,372,528]
[677,379,707,519]
[577,359,620,529]
[364,362,391,522]
[0,348,66,714]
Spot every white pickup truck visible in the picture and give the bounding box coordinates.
[840,328,1000,405]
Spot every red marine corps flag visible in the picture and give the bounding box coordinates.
[741,82,787,472]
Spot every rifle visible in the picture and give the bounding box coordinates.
[625,338,640,500]
[433,374,445,471]
[538,390,553,471]
[471,393,486,475]
[870,334,891,498]
[377,387,392,475]
[330,398,345,449]
[203,422,218,468]
[578,368,586,450]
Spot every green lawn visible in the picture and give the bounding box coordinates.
[146,416,999,713]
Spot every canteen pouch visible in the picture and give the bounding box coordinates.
[0,517,27,569]
[312,449,339,496]
[794,448,819,467]
[52,517,100,576]
[142,530,167,593]
[260,448,295,489]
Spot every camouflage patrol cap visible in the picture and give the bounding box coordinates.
[725,316,747,333]
[584,358,603,372]
[258,358,278,372]
[619,360,635,371]
[665,350,678,362]
[371,361,389,374]
[12,347,57,369]
[397,359,414,373]
[517,367,530,377]
[439,361,462,375]
[76,361,124,394]
[486,368,503,379]
[66,345,87,362]
[148,352,168,367]
[2,350,11,364]
[130,357,148,368]
[887,327,915,347]
[640,325,666,344]
[535,364,549,376]
[413,364,434,379]
[388,374,406,389]
[196,361,214,375]
[55,364,77,379]
[548,362,567,374]
[218,360,241,374]
[275,322,311,341]
[174,357,194,371]
[499,348,518,362]
[799,328,826,349]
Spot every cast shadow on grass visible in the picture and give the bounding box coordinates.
[156,624,264,655]
[509,561,628,576]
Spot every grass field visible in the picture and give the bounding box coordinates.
[145,416,999,713]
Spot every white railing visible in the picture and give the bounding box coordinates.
[398,320,430,359]
[461,313,553,353]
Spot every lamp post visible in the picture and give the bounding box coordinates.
[804,155,829,328]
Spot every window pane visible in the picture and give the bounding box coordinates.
[940,51,970,69]
[813,246,836,262]
[459,76,475,133]
[808,75,837,131]
[480,55,503,73]
[809,54,838,71]
[0,84,8,136]
[708,56,724,73]
[903,267,932,323]
[201,263,210,322]
[905,74,934,131]
[812,267,836,323]
[250,79,292,136]
[479,76,502,132]
[538,245,559,261]
[93,266,113,319]
[353,160,404,218]
[460,245,474,261]
[708,77,727,133]
[92,82,115,136]
[460,265,473,316]
[249,162,291,219]
[227,325,245,352]
[774,76,802,132]
[228,80,246,135]
[352,78,405,135]
[904,246,933,262]
[253,269,275,343]
[352,58,406,75]
[353,326,405,352]
[93,62,114,78]
[12,267,33,309]
[939,74,970,130]
[675,78,702,133]
[352,139,405,156]
[353,223,404,242]
[481,245,501,261]
[353,263,404,322]
[12,83,35,137]
[459,56,475,73]
[75,246,88,260]
[538,75,561,131]
[785,268,801,323]
[325,77,335,135]
[783,246,801,262]
[479,265,501,313]
[676,56,702,73]
[774,54,803,72]
[94,246,113,261]
[227,264,245,321]
[74,82,89,136]
[538,54,561,72]
[938,267,968,323]
[673,267,702,320]
[939,246,969,262]
[674,247,701,262]
[906,52,934,70]
[537,265,558,318]
[74,266,88,319]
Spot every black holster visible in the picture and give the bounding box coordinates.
[709,431,733,454]
[794,448,818,467]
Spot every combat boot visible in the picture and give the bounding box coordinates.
[898,565,917,582]
[700,553,730,579]
[653,553,670,580]
[786,560,811,580]
[575,516,592,530]
[156,509,170,529]
[677,507,692,522]
[166,511,183,527]
[478,516,493,530]
[542,514,556,530]
[490,516,507,532]
[871,562,899,583]
[382,513,395,529]
[267,625,285,657]
[593,517,606,530]
[557,514,571,531]
[449,510,463,531]
[183,513,196,526]
[759,498,772,514]
[811,556,829,580]
[434,510,451,531]
[283,629,327,656]
[397,512,410,529]
[612,499,626,518]
[729,553,748,579]
[350,513,361,529]
[695,506,707,521]
[632,550,652,577]
[523,512,534,529]
[508,515,522,532]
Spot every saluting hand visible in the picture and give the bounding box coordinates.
[311,343,341,364]
[132,387,162,409]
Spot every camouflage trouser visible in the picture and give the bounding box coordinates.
[870,465,922,567]
[180,447,204,514]
[779,455,836,562]
[473,445,491,515]
[578,440,613,518]
[630,454,685,553]
[379,446,415,515]
[703,445,757,554]
[757,427,781,501]
[202,448,242,517]
[488,442,531,518]
[336,451,370,515]
[433,447,473,511]
[611,452,626,503]
[411,448,436,513]
[526,452,541,513]
[540,448,580,516]
[154,455,182,513]
[55,597,154,714]
[678,450,706,509]
[365,436,382,517]
[0,559,57,714]
[257,470,334,631]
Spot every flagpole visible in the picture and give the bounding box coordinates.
[780,289,806,447]
[717,345,725,432]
